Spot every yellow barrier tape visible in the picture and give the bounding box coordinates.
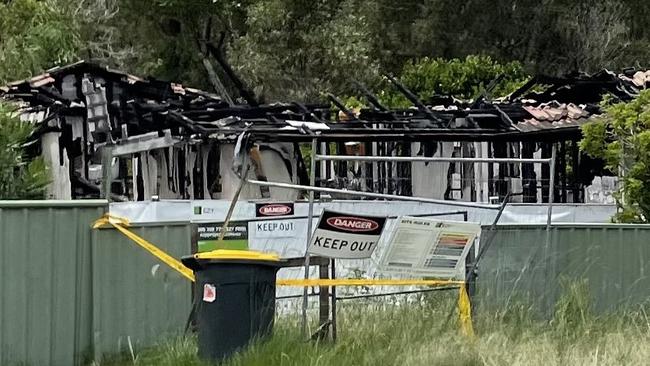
[458,285,475,338]
[93,214,196,282]
[276,278,464,287]
[92,213,132,228]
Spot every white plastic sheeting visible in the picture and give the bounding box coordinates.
[111,200,616,225]
[585,176,618,204]
[410,142,453,199]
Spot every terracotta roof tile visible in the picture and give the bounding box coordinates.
[518,103,593,131]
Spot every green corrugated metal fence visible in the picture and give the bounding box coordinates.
[0,201,192,366]
[92,223,191,360]
[0,201,103,366]
[475,224,650,315]
[5,202,650,365]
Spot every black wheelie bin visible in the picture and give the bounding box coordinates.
[182,249,283,362]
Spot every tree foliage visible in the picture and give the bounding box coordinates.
[0,0,81,83]
[103,0,233,88]
[82,0,650,103]
[375,55,528,108]
[229,0,379,101]
[1,0,648,99]
[0,103,49,199]
[580,91,650,222]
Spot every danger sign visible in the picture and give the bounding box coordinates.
[308,210,387,259]
[255,202,294,217]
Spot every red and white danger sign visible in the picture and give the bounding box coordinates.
[203,283,216,303]
[308,210,387,259]
[255,202,294,217]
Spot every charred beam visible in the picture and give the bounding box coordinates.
[326,93,357,121]
[354,81,388,112]
[206,38,259,107]
[384,74,443,125]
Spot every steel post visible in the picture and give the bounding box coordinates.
[302,137,317,337]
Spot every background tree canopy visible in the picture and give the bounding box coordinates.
[1,0,648,102]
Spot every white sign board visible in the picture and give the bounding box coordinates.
[380,217,480,279]
[308,210,387,259]
[251,220,298,238]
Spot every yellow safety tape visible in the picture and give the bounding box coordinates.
[276,278,464,287]
[93,214,196,282]
[458,285,475,338]
[92,213,131,228]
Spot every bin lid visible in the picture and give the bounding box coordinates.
[193,249,280,262]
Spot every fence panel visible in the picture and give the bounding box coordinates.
[476,224,650,315]
[0,201,105,366]
[92,222,192,360]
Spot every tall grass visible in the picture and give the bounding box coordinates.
[98,283,650,366]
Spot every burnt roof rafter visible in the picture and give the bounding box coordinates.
[4,61,650,145]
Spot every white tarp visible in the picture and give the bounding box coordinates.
[111,200,616,225]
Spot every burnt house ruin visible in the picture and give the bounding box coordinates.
[3,61,648,203]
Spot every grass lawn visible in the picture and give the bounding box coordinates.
[96,285,650,366]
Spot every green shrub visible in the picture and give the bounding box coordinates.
[0,102,49,199]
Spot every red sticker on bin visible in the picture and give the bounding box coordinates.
[203,284,216,303]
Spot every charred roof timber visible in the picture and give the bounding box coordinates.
[4,61,649,145]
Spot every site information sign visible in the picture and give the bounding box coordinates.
[308,210,387,259]
[380,217,480,279]
[193,221,249,252]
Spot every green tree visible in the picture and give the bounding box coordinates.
[228,0,380,102]
[0,0,82,83]
[100,0,381,101]
[0,103,49,199]
[103,0,234,90]
[72,0,650,102]
[374,55,528,108]
[580,90,650,223]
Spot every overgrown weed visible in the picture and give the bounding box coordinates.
[99,282,650,366]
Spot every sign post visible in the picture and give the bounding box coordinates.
[307,209,387,341]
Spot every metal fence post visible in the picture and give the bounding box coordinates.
[543,144,557,309]
[331,258,337,341]
[546,144,557,232]
[302,137,317,337]
[318,261,330,338]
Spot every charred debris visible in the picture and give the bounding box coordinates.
[2,61,648,203]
